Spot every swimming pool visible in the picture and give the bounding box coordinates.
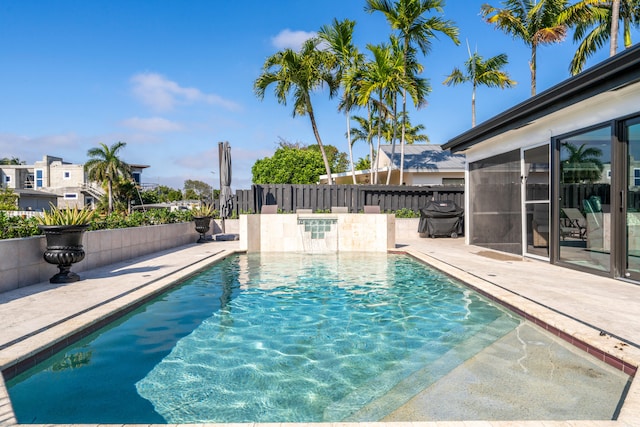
[5,252,630,423]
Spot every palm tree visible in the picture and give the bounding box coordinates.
[443,48,516,127]
[254,37,339,184]
[560,0,640,74]
[0,157,26,165]
[356,42,405,184]
[85,141,131,214]
[318,18,364,184]
[350,112,377,184]
[481,0,569,96]
[561,142,604,183]
[366,0,459,185]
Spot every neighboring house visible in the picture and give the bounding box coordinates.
[442,43,640,284]
[0,155,149,210]
[319,144,465,185]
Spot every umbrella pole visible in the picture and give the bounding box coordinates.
[219,141,226,234]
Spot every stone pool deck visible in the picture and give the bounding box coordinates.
[1,235,640,426]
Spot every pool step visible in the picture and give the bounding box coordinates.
[323,314,520,422]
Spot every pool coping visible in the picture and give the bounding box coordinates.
[1,243,639,427]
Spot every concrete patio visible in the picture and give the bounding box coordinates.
[1,233,640,426]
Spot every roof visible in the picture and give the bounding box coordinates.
[380,144,465,171]
[443,43,640,153]
[14,189,58,198]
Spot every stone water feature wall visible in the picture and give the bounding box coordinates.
[239,213,395,252]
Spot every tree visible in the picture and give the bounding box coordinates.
[140,185,183,204]
[85,142,131,214]
[560,0,640,74]
[183,179,213,201]
[350,114,377,184]
[366,0,459,185]
[0,187,19,210]
[318,18,364,184]
[443,49,516,127]
[254,37,339,184]
[355,155,371,171]
[481,0,569,96]
[561,142,604,183]
[0,157,26,165]
[357,42,406,184]
[251,142,347,184]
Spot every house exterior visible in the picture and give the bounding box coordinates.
[442,43,640,283]
[319,144,465,185]
[0,155,148,210]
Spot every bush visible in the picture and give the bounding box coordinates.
[392,208,419,218]
[0,209,194,240]
[0,212,40,239]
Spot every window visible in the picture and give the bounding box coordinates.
[4,175,10,184]
[634,169,640,186]
[132,172,141,184]
[63,171,71,179]
[35,169,43,188]
[64,193,78,200]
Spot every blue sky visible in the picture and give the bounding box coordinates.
[1,1,637,190]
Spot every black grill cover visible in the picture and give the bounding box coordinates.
[418,200,464,237]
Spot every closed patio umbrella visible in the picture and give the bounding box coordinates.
[219,141,233,233]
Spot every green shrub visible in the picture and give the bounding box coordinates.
[393,208,419,218]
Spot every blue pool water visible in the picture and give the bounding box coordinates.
[7,252,520,423]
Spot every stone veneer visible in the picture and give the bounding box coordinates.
[240,213,396,252]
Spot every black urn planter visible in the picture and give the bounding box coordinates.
[39,224,89,284]
[194,216,212,243]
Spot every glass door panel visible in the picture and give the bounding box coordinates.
[523,145,550,258]
[626,122,640,279]
[558,126,611,272]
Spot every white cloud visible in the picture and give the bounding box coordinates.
[130,72,241,112]
[271,29,316,50]
[121,117,183,132]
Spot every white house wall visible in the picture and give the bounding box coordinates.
[464,82,640,163]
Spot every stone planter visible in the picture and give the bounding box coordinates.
[38,224,89,284]
[193,216,212,243]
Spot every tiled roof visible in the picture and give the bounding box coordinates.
[380,144,465,171]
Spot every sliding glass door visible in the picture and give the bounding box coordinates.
[625,119,640,280]
[557,126,612,273]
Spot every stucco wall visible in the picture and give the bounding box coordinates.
[0,221,197,293]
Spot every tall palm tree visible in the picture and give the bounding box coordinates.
[560,0,640,74]
[254,37,338,184]
[366,0,459,185]
[318,18,364,184]
[443,49,516,127]
[356,42,405,184]
[85,141,131,214]
[481,0,569,96]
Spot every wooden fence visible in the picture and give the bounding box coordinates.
[223,184,464,215]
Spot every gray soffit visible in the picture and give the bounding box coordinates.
[443,43,640,153]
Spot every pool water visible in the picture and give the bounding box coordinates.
[4,253,624,423]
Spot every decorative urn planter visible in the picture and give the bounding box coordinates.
[39,224,89,284]
[194,216,212,243]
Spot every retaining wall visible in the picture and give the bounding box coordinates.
[0,217,419,293]
[0,222,199,293]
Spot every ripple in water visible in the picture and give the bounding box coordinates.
[135,252,517,423]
